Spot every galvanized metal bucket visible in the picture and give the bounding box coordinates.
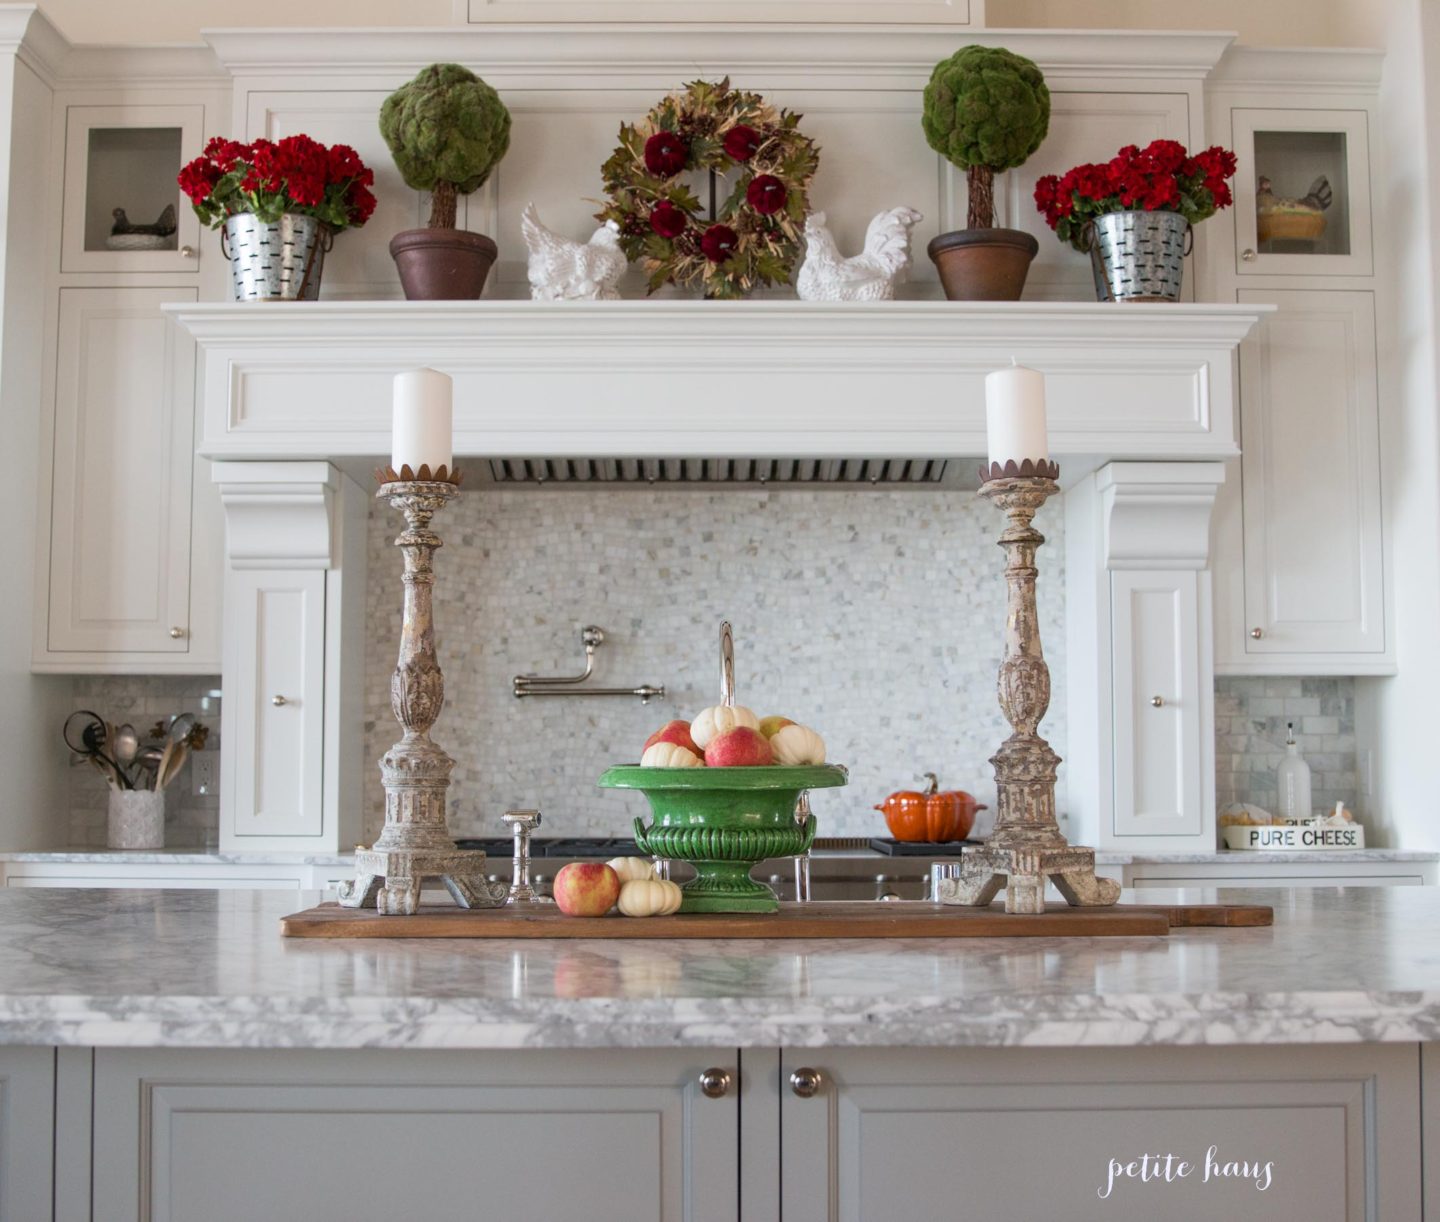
[221,212,332,301]
[1086,210,1192,302]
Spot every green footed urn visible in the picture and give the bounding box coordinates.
[598,765,848,913]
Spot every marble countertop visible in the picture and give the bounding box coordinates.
[1,847,1432,866]
[0,886,1437,1051]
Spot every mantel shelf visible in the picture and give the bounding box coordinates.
[166,300,1270,464]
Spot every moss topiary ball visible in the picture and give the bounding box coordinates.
[921,45,1050,173]
[380,63,512,195]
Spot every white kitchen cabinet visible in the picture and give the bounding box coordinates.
[0,1047,55,1221]
[779,1045,1421,1221]
[91,1047,739,1222]
[224,569,326,842]
[33,286,222,671]
[1111,569,1206,839]
[1214,290,1387,671]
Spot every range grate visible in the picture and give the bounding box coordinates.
[483,456,953,487]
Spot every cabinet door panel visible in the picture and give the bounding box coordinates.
[1111,570,1202,837]
[1238,290,1383,655]
[781,1046,1419,1222]
[48,287,198,654]
[228,570,325,838]
[93,1048,738,1222]
[0,1048,54,1221]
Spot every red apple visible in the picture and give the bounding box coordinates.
[643,719,699,756]
[705,726,774,767]
[553,862,621,917]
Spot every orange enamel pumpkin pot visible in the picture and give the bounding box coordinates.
[876,773,986,843]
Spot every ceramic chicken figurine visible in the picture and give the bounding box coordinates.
[520,203,627,301]
[1256,174,1332,244]
[111,204,177,236]
[796,207,924,302]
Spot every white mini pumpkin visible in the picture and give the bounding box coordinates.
[617,877,684,917]
[690,705,759,750]
[770,723,826,766]
[607,855,659,883]
[641,741,704,768]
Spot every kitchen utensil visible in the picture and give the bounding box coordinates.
[62,710,132,790]
[113,723,140,768]
[877,773,986,843]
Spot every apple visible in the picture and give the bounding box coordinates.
[553,862,621,916]
[643,719,699,756]
[758,715,795,740]
[705,726,774,767]
[641,741,704,768]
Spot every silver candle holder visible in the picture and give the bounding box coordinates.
[337,472,506,916]
[937,462,1121,915]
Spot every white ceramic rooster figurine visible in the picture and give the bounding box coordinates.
[796,207,924,302]
[521,203,627,301]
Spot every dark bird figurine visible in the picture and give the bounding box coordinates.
[110,204,178,237]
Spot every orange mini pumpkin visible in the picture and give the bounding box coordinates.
[876,772,986,843]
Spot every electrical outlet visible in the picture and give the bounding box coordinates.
[192,753,218,797]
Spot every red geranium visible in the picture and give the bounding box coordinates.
[723,125,762,161]
[177,135,376,232]
[1034,139,1237,252]
[644,131,689,178]
[649,201,688,239]
[746,174,787,215]
[700,224,739,263]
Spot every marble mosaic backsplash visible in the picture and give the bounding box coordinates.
[1214,676,1360,819]
[66,676,221,848]
[364,487,1068,842]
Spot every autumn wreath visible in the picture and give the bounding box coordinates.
[598,78,820,299]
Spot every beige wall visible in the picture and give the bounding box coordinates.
[40,0,1383,47]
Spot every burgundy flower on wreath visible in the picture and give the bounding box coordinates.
[700,224,739,263]
[746,174,787,215]
[649,200,688,239]
[644,131,689,178]
[723,125,762,161]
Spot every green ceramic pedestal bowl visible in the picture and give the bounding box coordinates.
[598,764,849,913]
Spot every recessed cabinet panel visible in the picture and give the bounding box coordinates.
[92,1048,739,1222]
[1232,109,1372,276]
[780,1046,1418,1221]
[467,0,978,21]
[47,288,198,654]
[229,570,325,838]
[1111,570,1202,836]
[1238,290,1384,655]
[1001,92,1192,301]
[62,105,203,274]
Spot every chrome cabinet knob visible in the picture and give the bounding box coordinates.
[168,626,186,639]
[180,244,196,258]
[790,1067,823,1098]
[698,1067,732,1099]
[271,695,288,707]
[1150,695,1164,708]
[1241,248,1257,262]
[1250,627,1264,640]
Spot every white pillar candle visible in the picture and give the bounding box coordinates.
[985,363,1048,470]
[392,368,453,474]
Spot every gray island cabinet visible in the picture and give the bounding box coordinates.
[0,889,1435,1220]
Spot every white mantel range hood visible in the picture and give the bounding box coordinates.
[168,300,1268,469]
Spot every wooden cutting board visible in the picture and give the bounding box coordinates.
[280,901,1272,940]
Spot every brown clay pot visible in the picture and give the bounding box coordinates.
[389,228,498,301]
[927,228,1039,302]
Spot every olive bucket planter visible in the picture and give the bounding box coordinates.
[927,228,1040,301]
[598,764,848,913]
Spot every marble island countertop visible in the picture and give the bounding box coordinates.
[0,886,1438,1051]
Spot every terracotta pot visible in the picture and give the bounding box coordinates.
[927,228,1039,302]
[389,228,498,301]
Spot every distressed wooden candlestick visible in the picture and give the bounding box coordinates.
[337,479,504,916]
[937,471,1121,915]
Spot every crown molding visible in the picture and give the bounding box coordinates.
[1210,46,1384,92]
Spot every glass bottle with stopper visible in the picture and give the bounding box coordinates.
[1277,721,1313,823]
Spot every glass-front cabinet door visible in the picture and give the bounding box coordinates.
[61,105,204,274]
[1231,108,1372,277]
